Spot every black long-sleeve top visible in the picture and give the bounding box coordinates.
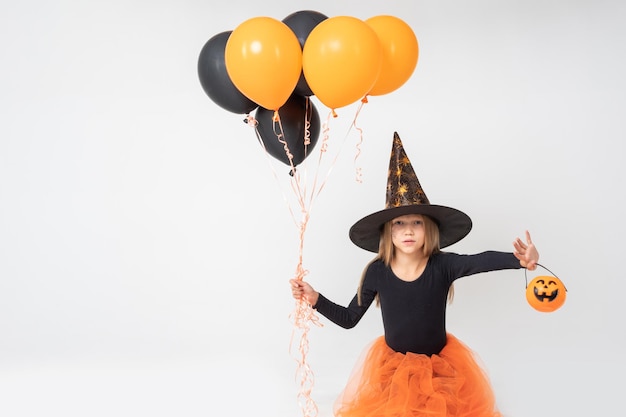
[313,251,522,355]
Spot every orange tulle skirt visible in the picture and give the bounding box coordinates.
[333,334,502,417]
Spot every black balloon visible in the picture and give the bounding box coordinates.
[282,10,328,97]
[197,31,258,114]
[254,95,320,170]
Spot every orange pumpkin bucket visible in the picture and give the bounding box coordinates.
[525,265,567,313]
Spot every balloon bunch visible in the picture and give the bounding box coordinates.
[197,11,419,417]
[198,10,419,170]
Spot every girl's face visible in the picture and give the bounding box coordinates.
[390,214,426,255]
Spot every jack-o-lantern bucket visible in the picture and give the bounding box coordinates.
[525,265,567,313]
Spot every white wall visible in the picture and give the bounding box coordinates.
[1,1,624,416]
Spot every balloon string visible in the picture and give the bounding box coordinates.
[249,108,328,226]
[248,104,357,417]
[253,111,323,417]
[248,116,301,230]
[306,110,332,210]
[243,113,258,127]
[351,98,368,184]
[297,97,314,205]
[273,115,299,177]
[308,102,365,209]
[288,213,322,417]
[303,98,312,147]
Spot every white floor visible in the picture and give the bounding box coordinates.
[2,351,621,417]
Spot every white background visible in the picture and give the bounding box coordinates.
[1,1,624,416]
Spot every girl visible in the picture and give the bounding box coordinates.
[290,132,539,417]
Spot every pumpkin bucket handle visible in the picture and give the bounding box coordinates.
[524,263,568,292]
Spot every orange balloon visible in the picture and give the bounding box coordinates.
[365,15,419,96]
[225,17,302,111]
[302,16,382,110]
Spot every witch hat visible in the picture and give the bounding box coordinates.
[349,132,472,252]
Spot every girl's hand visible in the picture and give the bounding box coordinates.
[289,279,319,306]
[513,230,539,270]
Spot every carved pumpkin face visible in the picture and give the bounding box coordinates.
[526,275,566,312]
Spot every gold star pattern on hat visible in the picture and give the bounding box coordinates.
[385,132,430,209]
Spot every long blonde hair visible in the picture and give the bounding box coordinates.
[357,215,455,305]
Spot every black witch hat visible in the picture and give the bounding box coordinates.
[349,132,472,252]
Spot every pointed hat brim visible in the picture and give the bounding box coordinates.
[349,204,472,252]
